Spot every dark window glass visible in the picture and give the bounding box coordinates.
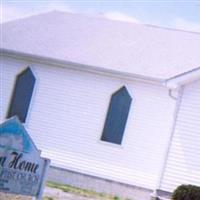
[7,67,36,123]
[101,86,132,145]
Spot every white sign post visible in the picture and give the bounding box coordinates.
[0,117,50,200]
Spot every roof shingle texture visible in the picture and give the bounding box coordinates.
[1,11,200,80]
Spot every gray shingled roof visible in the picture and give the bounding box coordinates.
[1,11,200,80]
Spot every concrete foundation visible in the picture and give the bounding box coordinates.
[47,166,153,200]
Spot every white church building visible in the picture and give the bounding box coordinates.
[1,11,200,200]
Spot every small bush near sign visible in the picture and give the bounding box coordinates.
[172,184,200,200]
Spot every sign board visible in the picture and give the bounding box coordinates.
[0,117,50,200]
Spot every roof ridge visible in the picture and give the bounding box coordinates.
[2,10,200,36]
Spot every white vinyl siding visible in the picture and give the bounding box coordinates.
[161,80,200,192]
[1,55,176,190]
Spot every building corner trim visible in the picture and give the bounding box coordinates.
[152,86,185,198]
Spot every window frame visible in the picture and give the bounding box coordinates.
[100,86,132,145]
[7,67,36,123]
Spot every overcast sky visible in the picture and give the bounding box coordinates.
[1,1,200,33]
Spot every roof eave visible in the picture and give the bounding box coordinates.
[164,67,200,89]
[1,48,165,86]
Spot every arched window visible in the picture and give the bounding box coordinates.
[101,86,132,145]
[7,67,36,123]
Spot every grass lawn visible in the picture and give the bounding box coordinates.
[45,181,132,200]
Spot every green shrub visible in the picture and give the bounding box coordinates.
[172,184,200,200]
